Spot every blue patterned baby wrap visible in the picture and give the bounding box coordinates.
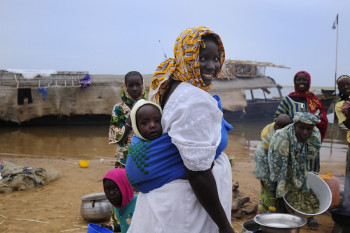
[126,95,233,193]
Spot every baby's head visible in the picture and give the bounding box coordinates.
[131,99,162,141]
[274,114,292,130]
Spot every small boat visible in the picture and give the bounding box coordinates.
[211,60,337,123]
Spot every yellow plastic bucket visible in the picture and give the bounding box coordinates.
[79,160,89,168]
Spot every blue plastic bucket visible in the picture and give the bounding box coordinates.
[87,223,113,233]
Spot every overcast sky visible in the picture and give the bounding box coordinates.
[1,0,349,87]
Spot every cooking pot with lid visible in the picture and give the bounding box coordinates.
[80,193,112,221]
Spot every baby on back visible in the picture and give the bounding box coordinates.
[130,99,163,141]
[126,99,186,193]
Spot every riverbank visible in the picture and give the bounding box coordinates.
[0,138,340,232]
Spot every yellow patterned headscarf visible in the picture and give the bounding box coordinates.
[337,75,350,84]
[149,26,225,104]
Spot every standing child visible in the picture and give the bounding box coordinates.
[109,71,146,168]
[102,168,137,233]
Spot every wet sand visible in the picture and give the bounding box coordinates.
[0,123,347,233]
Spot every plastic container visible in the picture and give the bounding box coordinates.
[283,172,332,217]
[318,173,340,206]
[79,160,90,168]
[87,223,113,233]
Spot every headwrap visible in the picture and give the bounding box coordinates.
[293,111,321,125]
[121,74,146,106]
[289,71,312,98]
[149,26,225,104]
[287,71,327,141]
[103,168,134,209]
[130,99,163,140]
[337,75,350,85]
[337,75,350,100]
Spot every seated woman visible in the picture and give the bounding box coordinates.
[274,71,328,142]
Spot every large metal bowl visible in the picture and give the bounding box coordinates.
[283,172,332,217]
[80,193,112,222]
[254,213,306,233]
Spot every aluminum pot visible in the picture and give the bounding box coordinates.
[254,213,306,233]
[330,205,350,227]
[241,219,261,233]
[80,193,112,221]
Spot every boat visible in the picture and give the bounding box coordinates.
[209,60,288,123]
[211,60,338,123]
[0,61,337,126]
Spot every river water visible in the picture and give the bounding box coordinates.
[0,115,347,167]
[0,86,346,171]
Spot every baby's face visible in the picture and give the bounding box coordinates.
[136,104,162,140]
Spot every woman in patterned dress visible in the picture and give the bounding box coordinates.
[274,71,328,142]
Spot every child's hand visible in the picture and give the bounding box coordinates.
[100,224,113,231]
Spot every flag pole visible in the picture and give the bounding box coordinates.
[334,15,339,92]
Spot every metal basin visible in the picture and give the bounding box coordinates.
[254,213,306,233]
[80,193,112,221]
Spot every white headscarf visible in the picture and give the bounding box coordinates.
[130,99,163,140]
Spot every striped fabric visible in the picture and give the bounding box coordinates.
[274,96,307,120]
[149,26,225,104]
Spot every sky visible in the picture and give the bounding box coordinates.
[0,0,349,88]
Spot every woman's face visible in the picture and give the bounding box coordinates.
[103,179,122,207]
[294,73,309,92]
[126,75,143,100]
[199,39,220,87]
[338,78,350,96]
[294,122,314,142]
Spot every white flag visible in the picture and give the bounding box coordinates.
[332,14,338,30]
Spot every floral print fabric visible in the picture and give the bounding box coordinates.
[254,122,276,183]
[109,103,133,166]
[268,124,321,198]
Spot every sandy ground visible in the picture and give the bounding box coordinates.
[0,136,340,233]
